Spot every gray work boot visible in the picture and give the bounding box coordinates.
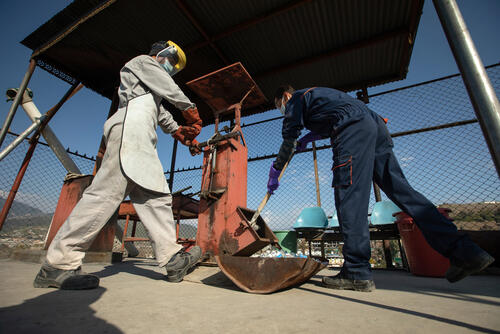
[322,272,376,292]
[34,263,99,290]
[446,250,495,283]
[165,246,202,283]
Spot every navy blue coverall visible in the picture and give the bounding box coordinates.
[274,87,481,280]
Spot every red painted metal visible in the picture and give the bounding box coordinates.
[188,63,325,293]
[0,136,39,231]
[44,175,93,249]
[195,129,251,260]
[117,196,199,253]
[186,62,267,112]
[216,255,325,294]
[188,63,278,261]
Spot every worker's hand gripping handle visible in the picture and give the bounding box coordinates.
[249,154,294,230]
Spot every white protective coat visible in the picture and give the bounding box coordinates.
[107,55,195,193]
[45,55,195,269]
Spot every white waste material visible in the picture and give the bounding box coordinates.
[251,247,308,258]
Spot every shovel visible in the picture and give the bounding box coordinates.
[249,153,294,231]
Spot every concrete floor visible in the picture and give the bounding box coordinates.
[0,258,499,334]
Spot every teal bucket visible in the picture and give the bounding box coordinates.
[273,230,297,253]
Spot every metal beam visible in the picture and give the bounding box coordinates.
[255,28,408,79]
[176,0,230,65]
[433,0,500,177]
[0,134,40,231]
[186,0,314,52]
[0,59,36,148]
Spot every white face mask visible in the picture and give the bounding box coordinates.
[161,61,175,76]
[279,97,287,115]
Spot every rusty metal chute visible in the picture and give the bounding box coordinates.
[187,63,325,293]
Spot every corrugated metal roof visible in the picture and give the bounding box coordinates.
[21,0,423,125]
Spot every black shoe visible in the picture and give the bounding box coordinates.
[165,246,202,283]
[322,272,376,292]
[446,250,495,283]
[34,263,99,290]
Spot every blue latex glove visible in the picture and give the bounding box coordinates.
[296,132,322,152]
[267,163,281,194]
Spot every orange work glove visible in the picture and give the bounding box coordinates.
[172,126,199,145]
[182,107,202,135]
[188,139,202,156]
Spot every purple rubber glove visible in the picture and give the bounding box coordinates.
[296,131,322,152]
[267,163,281,194]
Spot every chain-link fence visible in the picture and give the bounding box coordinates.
[1,64,499,260]
[171,63,500,236]
[0,133,96,253]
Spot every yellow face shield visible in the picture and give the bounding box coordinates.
[156,41,186,76]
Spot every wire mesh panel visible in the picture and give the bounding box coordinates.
[231,64,500,232]
[0,134,95,251]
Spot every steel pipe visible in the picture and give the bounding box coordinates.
[433,0,500,177]
[0,116,44,161]
[168,139,178,191]
[0,59,36,148]
[6,88,81,173]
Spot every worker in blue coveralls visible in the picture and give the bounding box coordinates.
[268,85,494,292]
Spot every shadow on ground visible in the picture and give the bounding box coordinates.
[90,259,165,281]
[323,268,500,306]
[304,270,500,334]
[0,287,122,333]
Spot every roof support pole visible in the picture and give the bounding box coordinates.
[433,0,500,177]
[0,118,43,161]
[0,59,36,148]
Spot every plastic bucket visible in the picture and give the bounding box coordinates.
[395,209,450,277]
[273,230,297,253]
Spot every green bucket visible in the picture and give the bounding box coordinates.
[273,230,297,253]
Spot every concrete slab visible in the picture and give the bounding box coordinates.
[0,258,499,334]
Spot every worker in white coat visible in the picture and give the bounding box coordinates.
[34,41,203,290]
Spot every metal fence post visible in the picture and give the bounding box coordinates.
[0,59,36,148]
[433,0,500,177]
[168,139,178,191]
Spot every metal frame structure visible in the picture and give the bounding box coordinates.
[0,82,82,230]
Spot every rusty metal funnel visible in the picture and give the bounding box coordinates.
[215,254,325,294]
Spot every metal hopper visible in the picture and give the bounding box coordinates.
[187,63,325,293]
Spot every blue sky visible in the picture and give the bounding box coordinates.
[0,1,499,227]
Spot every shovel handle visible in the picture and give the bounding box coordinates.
[312,142,321,207]
[249,154,294,228]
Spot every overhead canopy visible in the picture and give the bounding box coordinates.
[21,0,424,125]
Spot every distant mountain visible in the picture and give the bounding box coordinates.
[0,197,52,234]
[0,197,44,217]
